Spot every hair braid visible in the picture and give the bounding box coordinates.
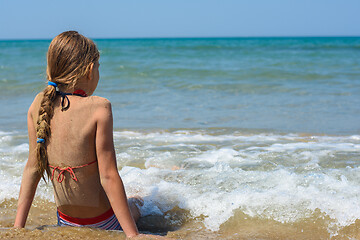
[36,85,57,180]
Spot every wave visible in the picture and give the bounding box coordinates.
[1,129,360,236]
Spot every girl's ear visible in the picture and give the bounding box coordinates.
[87,63,94,81]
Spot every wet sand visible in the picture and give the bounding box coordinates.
[1,198,360,240]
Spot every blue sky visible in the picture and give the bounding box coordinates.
[0,0,359,39]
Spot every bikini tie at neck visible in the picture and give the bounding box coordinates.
[37,138,45,143]
[47,81,87,111]
[56,89,88,111]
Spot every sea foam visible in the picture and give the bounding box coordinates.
[1,129,360,235]
[112,130,360,234]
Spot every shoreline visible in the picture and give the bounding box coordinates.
[1,197,360,239]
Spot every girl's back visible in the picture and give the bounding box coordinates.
[30,92,112,218]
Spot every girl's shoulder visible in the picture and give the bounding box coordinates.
[28,92,44,115]
[87,96,113,122]
[87,95,112,109]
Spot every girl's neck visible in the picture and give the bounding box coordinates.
[58,78,90,95]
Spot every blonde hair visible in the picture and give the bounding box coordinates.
[36,31,99,180]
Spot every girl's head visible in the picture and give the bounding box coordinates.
[47,31,100,88]
[36,31,99,180]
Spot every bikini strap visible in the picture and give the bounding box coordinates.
[49,160,97,183]
[56,90,88,111]
[57,91,71,111]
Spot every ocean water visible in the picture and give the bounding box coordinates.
[0,37,360,239]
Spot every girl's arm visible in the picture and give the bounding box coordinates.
[14,106,41,227]
[95,100,139,238]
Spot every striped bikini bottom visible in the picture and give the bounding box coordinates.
[57,208,122,230]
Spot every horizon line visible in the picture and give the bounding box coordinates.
[0,35,359,41]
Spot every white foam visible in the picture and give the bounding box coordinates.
[0,135,12,144]
[0,169,22,200]
[113,130,360,234]
[2,129,360,235]
[0,159,53,203]
[119,165,360,233]
[114,130,294,143]
[0,131,14,136]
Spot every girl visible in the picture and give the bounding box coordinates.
[14,31,159,239]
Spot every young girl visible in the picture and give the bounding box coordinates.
[13,31,160,239]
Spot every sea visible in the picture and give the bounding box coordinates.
[0,37,360,239]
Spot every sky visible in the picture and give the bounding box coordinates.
[0,0,359,40]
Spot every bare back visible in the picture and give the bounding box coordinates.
[30,93,112,218]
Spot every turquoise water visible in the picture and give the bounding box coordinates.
[1,37,360,134]
[1,37,360,238]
